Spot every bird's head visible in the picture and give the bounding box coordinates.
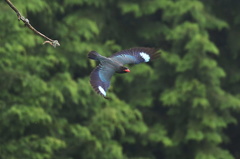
[117,66,130,73]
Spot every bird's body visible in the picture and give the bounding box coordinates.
[88,47,160,98]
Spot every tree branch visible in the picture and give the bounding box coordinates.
[5,0,60,47]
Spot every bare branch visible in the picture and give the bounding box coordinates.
[5,0,60,47]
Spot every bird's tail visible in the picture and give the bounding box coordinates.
[88,51,100,60]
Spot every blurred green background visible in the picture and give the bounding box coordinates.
[1,0,240,159]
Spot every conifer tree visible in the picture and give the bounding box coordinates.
[1,0,240,159]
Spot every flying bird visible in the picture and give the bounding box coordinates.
[88,47,160,98]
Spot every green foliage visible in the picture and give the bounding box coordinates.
[1,0,240,159]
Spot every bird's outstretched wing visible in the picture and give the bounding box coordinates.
[90,64,115,97]
[110,47,160,65]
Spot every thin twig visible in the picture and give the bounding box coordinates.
[5,0,60,47]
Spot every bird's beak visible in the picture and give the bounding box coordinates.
[125,69,130,72]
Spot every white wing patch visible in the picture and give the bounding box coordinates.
[140,52,150,62]
[98,86,106,96]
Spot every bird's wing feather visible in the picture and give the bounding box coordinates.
[110,47,159,65]
[90,64,115,97]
